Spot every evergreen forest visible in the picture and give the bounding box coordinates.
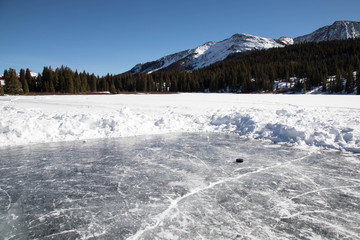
[1,38,360,95]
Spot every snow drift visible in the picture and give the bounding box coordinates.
[1,94,359,153]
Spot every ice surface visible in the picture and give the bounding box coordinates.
[0,133,359,239]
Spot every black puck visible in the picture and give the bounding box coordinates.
[236,158,244,163]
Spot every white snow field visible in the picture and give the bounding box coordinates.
[0,93,360,153]
[1,94,360,240]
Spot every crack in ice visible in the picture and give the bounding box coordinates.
[290,185,360,200]
[127,153,311,239]
[0,188,12,211]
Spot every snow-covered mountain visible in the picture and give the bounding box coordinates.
[294,21,360,44]
[129,21,359,74]
[0,72,38,79]
[30,72,39,77]
[188,34,292,70]
[130,34,291,73]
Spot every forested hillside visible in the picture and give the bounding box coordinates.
[1,38,360,95]
[192,38,360,93]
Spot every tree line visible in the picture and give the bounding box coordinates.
[1,38,360,95]
[196,38,360,94]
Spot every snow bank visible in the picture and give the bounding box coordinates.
[1,94,360,153]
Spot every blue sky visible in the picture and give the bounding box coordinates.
[1,0,359,76]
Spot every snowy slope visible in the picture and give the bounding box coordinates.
[189,34,287,70]
[1,94,359,153]
[130,34,289,73]
[30,72,39,77]
[130,21,360,74]
[294,21,360,43]
[130,49,195,73]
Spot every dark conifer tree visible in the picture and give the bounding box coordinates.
[89,74,97,92]
[25,68,33,92]
[73,71,80,93]
[322,77,327,92]
[303,79,307,94]
[209,73,218,92]
[101,74,110,92]
[59,75,66,93]
[65,70,74,94]
[357,72,360,95]
[42,67,50,92]
[345,67,354,94]
[35,74,42,92]
[19,69,29,94]
[109,79,117,94]
[135,73,147,92]
[48,69,55,93]
[54,69,60,92]
[335,69,343,93]
[147,74,155,91]
[5,68,23,94]
[0,81,4,96]
[3,69,9,82]
[80,71,89,92]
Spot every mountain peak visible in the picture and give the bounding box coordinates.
[230,33,252,38]
[129,32,288,74]
[294,20,360,43]
[128,21,360,74]
[334,20,355,24]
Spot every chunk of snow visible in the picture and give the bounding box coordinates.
[0,94,359,153]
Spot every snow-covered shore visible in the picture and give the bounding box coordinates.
[1,93,359,153]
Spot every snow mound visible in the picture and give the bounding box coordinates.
[1,94,359,153]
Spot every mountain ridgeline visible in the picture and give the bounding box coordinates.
[129,21,360,74]
[129,34,293,73]
[1,21,360,95]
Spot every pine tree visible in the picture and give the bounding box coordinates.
[80,71,89,92]
[3,69,9,82]
[25,68,33,92]
[65,70,74,94]
[48,69,55,93]
[147,74,155,91]
[345,67,354,94]
[357,72,360,95]
[110,81,117,94]
[284,67,291,88]
[42,67,50,92]
[0,78,4,96]
[54,70,59,92]
[241,79,247,93]
[35,74,42,92]
[135,74,147,92]
[209,73,218,92]
[90,74,97,92]
[335,69,343,93]
[5,68,23,95]
[19,69,29,94]
[73,71,81,94]
[59,75,66,93]
[322,77,327,92]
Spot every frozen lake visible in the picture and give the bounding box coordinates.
[0,133,359,239]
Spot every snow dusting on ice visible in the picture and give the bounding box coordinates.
[1,93,359,153]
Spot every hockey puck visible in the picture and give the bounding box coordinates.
[236,158,244,163]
